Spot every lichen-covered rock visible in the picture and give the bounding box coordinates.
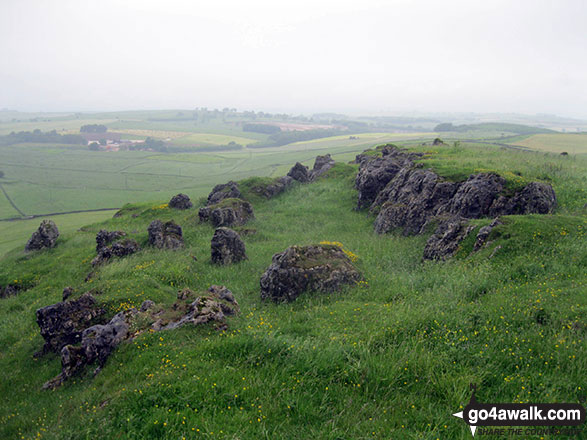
[443,173,505,219]
[162,285,240,331]
[474,218,502,251]
[0,284,21,299]
[373,168,458,235]
[92,238,140,266]
[43,309,136,389]
[211,227,246,264]
[35,293,105,356]
[199,198,254,227]
[62,286,74,301]
[260,245,361,303]
[354,147,416,209]
[25,220,59,251]
[169,193,193,210]
[287,162,311,183]
[310,154,335,180]
[423,218,476,261]
[95,229,126,252]
[41,286,241,388]
[255,176,294,199]
[148,220,184,249]
[207,181,241,205]
[490,182,556,216]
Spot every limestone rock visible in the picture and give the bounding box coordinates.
[287,162,311,183]
[211,227,246,264]
[199,198,254,227]
[35,293,105,356]
[168,193,193,210]
[207,181,241,205]
[310,154,335,180]
[148,220,184,249]
[25,220,59,251]
[423,218,476,261]
[260,244,361,303]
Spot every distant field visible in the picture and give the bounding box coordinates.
[509,133,587,154]
[0,210,117,257]
[0,133,430,225]
[171,133,258,146]
[0,118,119,135]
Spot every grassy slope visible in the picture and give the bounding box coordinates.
[0,210,118,257]
[509,133,587,155]
[0,134,428,221]
[0,144,585,440]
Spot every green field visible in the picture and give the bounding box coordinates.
[509,133,587,155]
[0,134,432,222]
[0,210,117,257]
[0,140,585,439]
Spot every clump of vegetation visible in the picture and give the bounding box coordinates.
[80,124,107,133]
[0,129,85,146]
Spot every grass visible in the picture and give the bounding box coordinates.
[0,134,435,221]
[0,142,585,439]
[0,210,118,257]
[171,133,258,147]
[509,133,587,155]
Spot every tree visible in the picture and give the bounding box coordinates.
[80,124,107,133]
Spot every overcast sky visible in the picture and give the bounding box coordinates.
[1,0,586,117]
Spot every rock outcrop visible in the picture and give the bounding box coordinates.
[489,182,557,216]
[0,284,21,299]
[287,162,311,183]
[148,220,184,249]
[42,285,240,388]
[353,144,556,260]
[91,239,141,266]
[160,285,240,331]
[211,227,246,264]
[310,154,336,180]
[35,293,105,356]
[260,244,361,303]
[474,218,502,251]
[207,181,241,205]
[95,230,126,252]
[373,168,459,235]
[25,220,59,251]
[43,309,136,389]
[355,146,416,209]
[168,193,193,210]
[199,198,254,227]
[251,176,294,199]
[423,218,476,260]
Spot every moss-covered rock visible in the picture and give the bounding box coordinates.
[260,244,361,303]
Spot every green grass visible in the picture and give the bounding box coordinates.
[0,210,118,257]
[0,134,433,221]
[509,133,587,155]
[0,143,585,439]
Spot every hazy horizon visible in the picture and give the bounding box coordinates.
[1,0,586,118]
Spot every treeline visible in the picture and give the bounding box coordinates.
[435,122,554,135]
[248,129,343,148]
[128,137,168,152]
[0,129,85,146]
[243,123,281,134]
[80,124,107,133]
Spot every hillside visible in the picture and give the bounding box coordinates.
[0,142,585,439]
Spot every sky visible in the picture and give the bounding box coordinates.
[1,0,586,118]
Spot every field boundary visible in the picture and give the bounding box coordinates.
[0,182,26,217]
[0,207,119,222]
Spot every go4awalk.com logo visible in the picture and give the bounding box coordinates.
[452,385,586,437]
